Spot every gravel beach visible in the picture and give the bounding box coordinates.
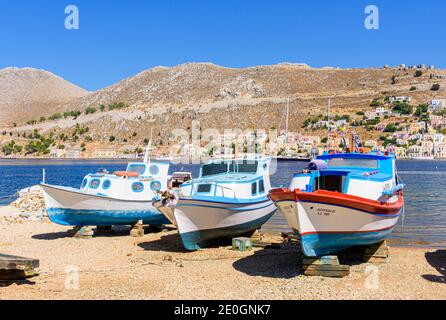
[1,212,446,300]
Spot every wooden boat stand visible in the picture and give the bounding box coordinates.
[278,233,390,278]
[130,220,144,238]
[0,254,39,280]
[68,226,94,238]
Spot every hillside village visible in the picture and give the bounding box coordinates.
[0,63,445,160]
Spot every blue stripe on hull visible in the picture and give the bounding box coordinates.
[179,210,276,251]
[299,228,395,257]
[47,208,170,226]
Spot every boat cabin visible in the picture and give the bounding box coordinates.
[179,157,272,201]
[289,153,398,201]
[79,161,170,200]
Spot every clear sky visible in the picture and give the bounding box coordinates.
[0,0,444,91]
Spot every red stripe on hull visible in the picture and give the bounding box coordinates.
[300,225,396,237]
[269,188,404,215]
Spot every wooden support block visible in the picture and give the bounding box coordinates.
[363,241,390,263]
[130,220,144,238]
[302,255,350,278]
[232,237,253,252]
[0,254,39,280]
[69,226,94,239]
[303,255,339,266]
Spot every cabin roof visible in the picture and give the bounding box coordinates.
[317,152,395,161]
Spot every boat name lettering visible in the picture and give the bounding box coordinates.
[316,208,336,216]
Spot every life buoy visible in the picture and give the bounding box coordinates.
[114,171,140,178]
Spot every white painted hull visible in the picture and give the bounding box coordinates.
[41,184,169,226]
[156,198,277,250]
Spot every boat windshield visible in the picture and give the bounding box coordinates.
[201,160,259,177]
[202,163,228,177]
[126,164,147,175]
[327,158,378,169]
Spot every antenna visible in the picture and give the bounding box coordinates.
[143,129,153,163]
[327,98,331,148]
[285,97,290,137]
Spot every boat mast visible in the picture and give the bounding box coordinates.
[285,97,290,138]
[327,98,331,149]
[143,129,153,164]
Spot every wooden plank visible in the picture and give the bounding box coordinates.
[0,254,39,271]
[304,269,350,278]
[303,256,339,266]
[363,256,390,264]
[0,254,39,280]
[303,264,350,272]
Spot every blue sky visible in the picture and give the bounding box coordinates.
[0,0,444,91]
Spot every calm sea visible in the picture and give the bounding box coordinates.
[0,159,445,248]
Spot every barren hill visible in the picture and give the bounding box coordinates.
[0,67,88,126]
[3,63,446,149]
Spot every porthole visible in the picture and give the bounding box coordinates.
[102,179,112,190]
[150,181,162,192]
[132,182,145,193]
[149,165,159,175]
[89,179,100,189]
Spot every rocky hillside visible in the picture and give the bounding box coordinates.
[2,63,445,151]
[0,67,88,126]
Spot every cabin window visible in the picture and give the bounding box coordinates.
[315,175,347,193]
[150,181,162,192]
[202,163,228,177]
[197,184,212,193]
[102,179,111,190]
[238,161,258,174]
[259,180,265,193]
[251,182,257,195]
[89,179,100,189]
[127,164,146,175]
[327,158,378,169]
[132,182,144,193]
[81,178,88,189]
[148,165,159,175]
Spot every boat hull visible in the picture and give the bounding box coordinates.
[155,198,277,251]
[41,184,169,226]
[269,189,403,257]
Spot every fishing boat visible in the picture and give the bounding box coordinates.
[153,156,277,250]
[41,142,171,227]
[268,152,404,257]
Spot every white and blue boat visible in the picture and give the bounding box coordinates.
[154,156,277,250]
[41,160,171,227]
[269,151,405,257]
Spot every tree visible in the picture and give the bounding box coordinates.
[109,136,116,142]
[431,84,441,91]
[384,124,398,133]
[410,86,417,91]
[321,137,328,144]
[392,102,413,115]
[85,106,97,115]
[414,104,428,117]
[370,99,381,107]
[414,70,423,77]
[99,104,106,112]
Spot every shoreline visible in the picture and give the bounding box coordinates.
[1,219,445,300]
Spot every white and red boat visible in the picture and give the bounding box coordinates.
[269,152,404,257]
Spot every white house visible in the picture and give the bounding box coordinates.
[389,96,412,104]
